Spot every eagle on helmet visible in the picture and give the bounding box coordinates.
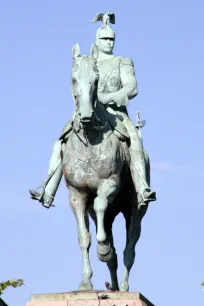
[92,11,115,26]
[92,11,116,39]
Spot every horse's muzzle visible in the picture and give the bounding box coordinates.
[80,117,92,123]
[80,112,93,123]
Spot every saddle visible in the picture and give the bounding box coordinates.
[105,107,130,142]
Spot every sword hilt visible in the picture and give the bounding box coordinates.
[136,112,146,129]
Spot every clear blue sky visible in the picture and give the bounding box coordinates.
[0,1,203,305]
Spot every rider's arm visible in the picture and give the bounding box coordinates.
[110,57,138,106]
[120,57,138,99]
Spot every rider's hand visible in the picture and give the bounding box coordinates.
[109,91,129,107]
[98,92,113,105]
[98,91,129,107]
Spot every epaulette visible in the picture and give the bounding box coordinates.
[120,57,134,66]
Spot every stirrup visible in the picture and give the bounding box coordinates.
[41,192,55,209]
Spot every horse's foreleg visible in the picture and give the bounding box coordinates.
[93,175,120,262]
[94,175,119,243]
[120,196,141,292]
[69,186,93,291]
[89,207,119,290]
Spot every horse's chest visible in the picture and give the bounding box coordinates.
[63,137,121,190]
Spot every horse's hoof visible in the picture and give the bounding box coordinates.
[78,280,93,291]
[111,282,119,291]
[119,280,129,292]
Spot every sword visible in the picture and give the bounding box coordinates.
[136,112,146,141]
[134,112,151,192]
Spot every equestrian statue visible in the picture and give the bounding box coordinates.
[29,11,156,292]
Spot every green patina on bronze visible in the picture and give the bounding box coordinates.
[29,11,156,292]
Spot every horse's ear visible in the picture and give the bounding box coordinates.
[90,43,98,60]
[72,43,80,59]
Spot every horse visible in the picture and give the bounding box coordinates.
[61,43,150,292]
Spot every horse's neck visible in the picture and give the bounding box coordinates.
[93,100,108,126]
[71,101,108,147]
[85,102,109,142]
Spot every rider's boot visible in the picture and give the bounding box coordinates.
[29,140,63,208]
[121,114,156,207]
[129,146,156,208]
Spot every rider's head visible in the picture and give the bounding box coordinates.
[95,26,115,55]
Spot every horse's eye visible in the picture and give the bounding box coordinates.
[72,78,76,84]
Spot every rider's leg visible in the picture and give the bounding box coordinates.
[29,140,63,208]
[29,119,73,208]
[117,112,156,207]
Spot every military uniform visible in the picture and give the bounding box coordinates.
[96,55,156,207]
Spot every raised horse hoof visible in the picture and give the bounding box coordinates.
[97,241,113,262]
[78,280,93,291]
[119,280,129,292]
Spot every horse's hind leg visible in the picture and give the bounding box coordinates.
[120,194,141,292]
[106,228,119,290]
[69,186,93,291]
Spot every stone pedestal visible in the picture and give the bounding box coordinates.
[26,291,155,306]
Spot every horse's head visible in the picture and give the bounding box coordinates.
[72,43,99,124]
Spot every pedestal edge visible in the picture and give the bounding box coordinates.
[29,291,154,306]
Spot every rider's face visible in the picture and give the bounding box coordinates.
[97,37,115,54]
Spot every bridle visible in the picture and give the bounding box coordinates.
[72,56,108,134]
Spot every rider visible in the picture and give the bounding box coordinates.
[29,12,156,208]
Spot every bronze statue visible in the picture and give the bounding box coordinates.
[29,11,156,292]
